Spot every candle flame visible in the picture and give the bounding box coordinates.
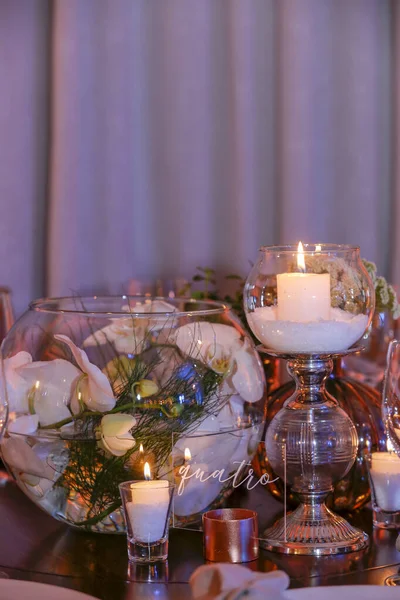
[297,241,305,271]
[315,244,322,253]
[144,461,151,480]
[35,380,40,390]
[184,447,191,461]
[139,443,144,453]
[387,437,395,452]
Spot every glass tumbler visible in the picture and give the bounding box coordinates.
[366,450,400,529]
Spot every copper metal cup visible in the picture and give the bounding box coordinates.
[202,508,259,563]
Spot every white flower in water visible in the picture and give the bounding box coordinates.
[83,300,177,354]
[174,323,264,403]
[230,338,264,404]
[2,436,68,502]
[19,359,80,426]
[205,343,233,376]
[169,425,243,517]
[2,353,81,425]
[8,414,39,435]
[55,334,116,413]
[100,413,136,457]
[83,318,148,354]
[1,436,54,479]
[1,351,33,413]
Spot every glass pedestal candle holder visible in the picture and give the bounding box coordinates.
[366,450,400,529]
[119,480,175,563]
[244,243,375,555]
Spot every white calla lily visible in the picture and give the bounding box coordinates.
[55,335,116,412]
[1,351,33,413]
[100,413,136,457]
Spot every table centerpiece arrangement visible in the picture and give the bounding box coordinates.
[0,296,266,532]
[244,243,375,554]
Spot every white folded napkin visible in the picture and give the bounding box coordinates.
[189,563,290,600]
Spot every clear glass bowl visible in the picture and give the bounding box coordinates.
[244,243,375,353]
[0,296,266,532]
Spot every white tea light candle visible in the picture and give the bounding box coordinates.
[370,452,400,512]
[127,463,170,543]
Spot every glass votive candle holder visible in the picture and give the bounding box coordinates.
[119,480,175,563]
[366,451,400,529]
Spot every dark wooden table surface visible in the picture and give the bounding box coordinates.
[1,471,400,599]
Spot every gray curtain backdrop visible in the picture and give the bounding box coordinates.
[0,0,397,315]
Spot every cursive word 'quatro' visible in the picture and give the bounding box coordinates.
[177,460,279,496]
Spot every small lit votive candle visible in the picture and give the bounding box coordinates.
[367,451,400,529]
[119,463,175,563]
[128,479,170,543]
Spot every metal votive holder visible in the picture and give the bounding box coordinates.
[202,508,259,563]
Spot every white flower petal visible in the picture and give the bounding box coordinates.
[174,322,241,363]
[216,395,244,429]
[83,319,147,354]
[55,335,115,412]
[1,437,49,477]
[101,414,136,437]
[6,352,32,370]
[231,339,265,403]
[18,359,80,426]
[172,427,242,517]
[8,414,39,436]
[83,320,132,346]
[102,432,135,456]
[2,351,33,413]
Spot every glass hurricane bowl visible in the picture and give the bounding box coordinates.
[0,296,266,533]
[244,243,375,353]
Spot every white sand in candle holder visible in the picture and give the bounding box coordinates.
[248,306,369,353]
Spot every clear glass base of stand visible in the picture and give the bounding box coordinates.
[258,346,370,556]
[260,498,368,555]
[128,537,168,563]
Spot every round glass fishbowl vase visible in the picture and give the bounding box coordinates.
[0,296,266,533]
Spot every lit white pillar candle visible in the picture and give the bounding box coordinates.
[277,242,331,322]
[127,463,170,543]
[370,452,400,512]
